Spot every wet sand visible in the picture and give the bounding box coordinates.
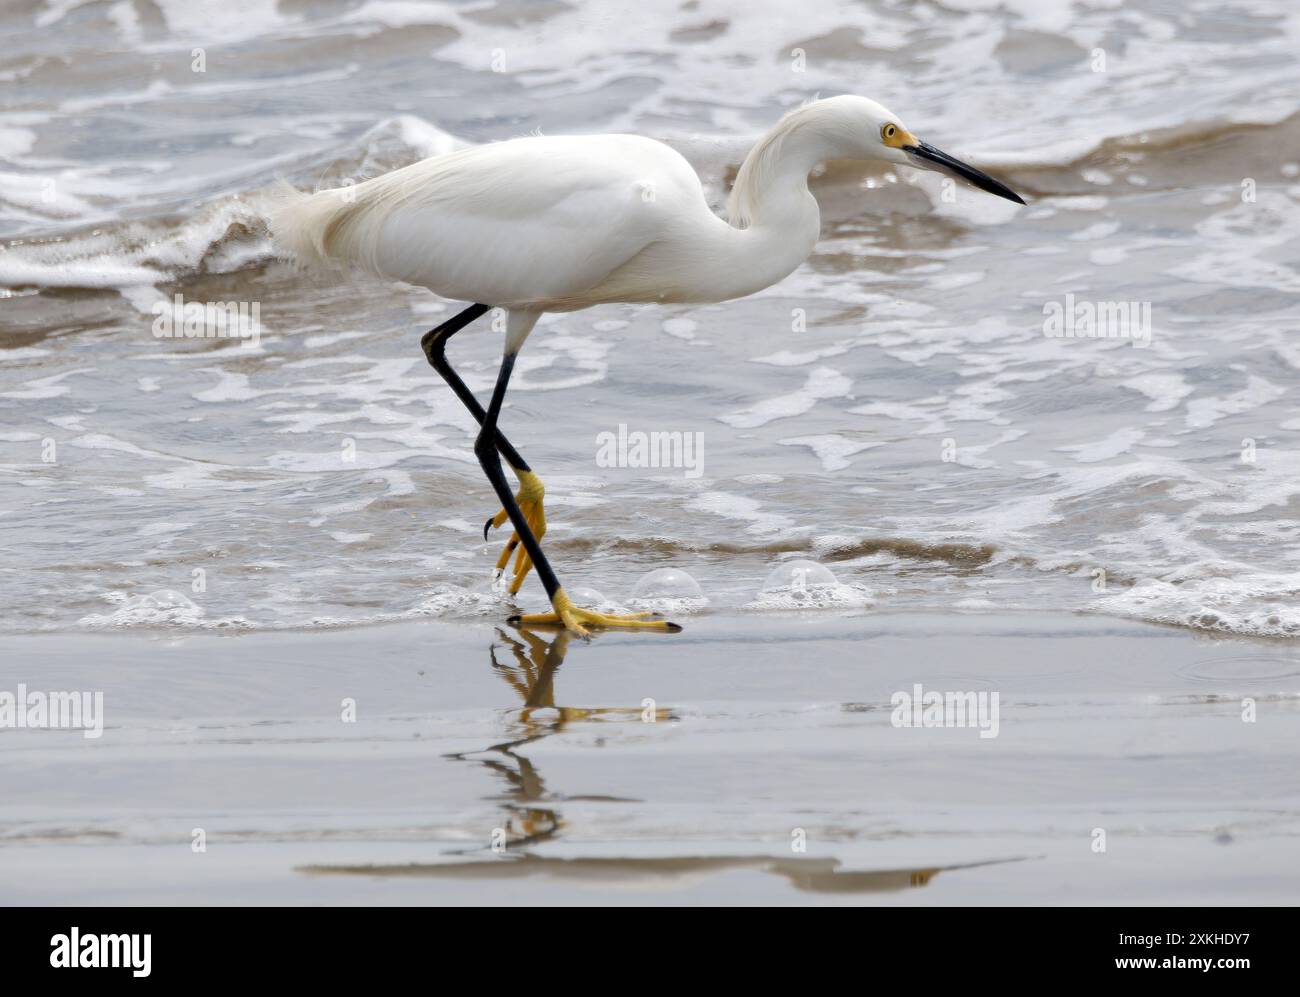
[2,612,1297,905]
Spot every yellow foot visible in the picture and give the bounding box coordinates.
[508,588,682,638]
[486,469,546,595]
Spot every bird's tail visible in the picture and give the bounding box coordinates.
[266,179,361,271]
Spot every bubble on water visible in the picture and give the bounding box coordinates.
[632,567,703,600]
[760,559,837,593]
[629,567,708,614]
[566,585,624,614]
[748,560,873,612]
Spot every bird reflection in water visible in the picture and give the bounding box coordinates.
[304,627,1025,894]
[447,626,671,850]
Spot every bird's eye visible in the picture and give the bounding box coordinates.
[883,124,897,140]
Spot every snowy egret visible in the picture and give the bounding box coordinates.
[272,95,1024,636]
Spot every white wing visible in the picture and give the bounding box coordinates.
[271,134,704,308]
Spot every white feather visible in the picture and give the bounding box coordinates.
[270,96,914,311]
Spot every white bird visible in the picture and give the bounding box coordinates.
[271,95,1024,637]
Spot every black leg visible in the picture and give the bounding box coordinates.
[421,303,530,472]
[426,306,680,636]
[474,352,562,600]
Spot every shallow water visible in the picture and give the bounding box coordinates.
[3,0,1300,638]
[3,614,1297,905]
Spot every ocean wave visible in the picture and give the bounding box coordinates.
[1092,572,1300,640]
[0,116,466,293]
[52,563,1300,639]
[78,590,255,630]
[7,107,1298,295]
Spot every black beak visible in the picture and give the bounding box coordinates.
[903,141,1025,205]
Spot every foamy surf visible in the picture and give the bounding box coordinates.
[1093,573,1300,640]
[5,0,1300,642]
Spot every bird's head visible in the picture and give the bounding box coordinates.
[811,95,1025,205]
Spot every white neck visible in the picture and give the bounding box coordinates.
[609,106,847,306]
[684,107,830,301]
[727,104,835,230]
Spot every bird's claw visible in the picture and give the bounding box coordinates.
[487,470,547,595]
[508,588,682,638]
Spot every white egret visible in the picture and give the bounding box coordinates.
[271,95,1024,636]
